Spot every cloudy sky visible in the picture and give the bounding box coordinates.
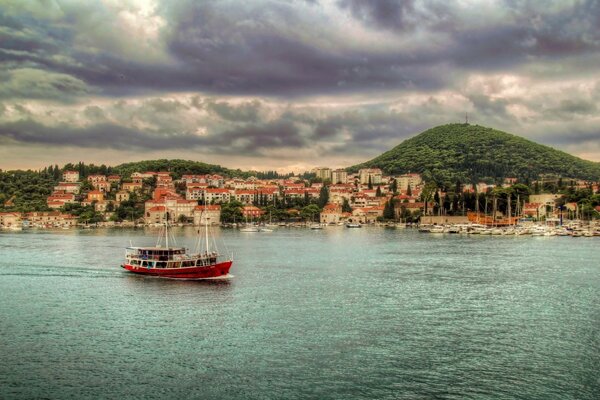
[1,0,599,172]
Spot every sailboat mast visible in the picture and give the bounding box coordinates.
[205,204,209,253]
[165,212,169,248]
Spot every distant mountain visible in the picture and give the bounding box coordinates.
[349,124,600,183]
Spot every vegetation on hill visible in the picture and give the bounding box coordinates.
[0,167,59,212]
[111,159,240,180]
[350,124,600,184]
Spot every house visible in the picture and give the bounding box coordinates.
[523,202,546,218]
[54,182,81,194]
[193,205,221,225]
[87,190,104,202]
[116,190,130,203]
[233,190,256,205]
[87,174,107,184]
[107,175,121,183]
[94,200,114,212]
[93,180,111,192]
[186,184,208,201]
[242,206,265,219]
[351,206,384,224]
[331,169,348,184]
[122,182,143,192]
[204,188,231,204]
[145,205,167,224]
[47,191,76,209]
[62,170,80,183]
[156,172,174,188]
[396,173,422,191]
[313,167,332,181]
[320,203,342,224]
[394,202,433,217]
[144,197,197,223]
[358,168,382,185]
[24,212,77,227]
[0,212,22,228]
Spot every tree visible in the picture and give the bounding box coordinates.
[407,184,412,196]
[300,204,321,221]
[220,201,243,223]
[317,185,329,208]
[390,178,398,194]
[383,199,395,220]
[368,175,373,190]
[342,198,352,213]
[375,186,382,197]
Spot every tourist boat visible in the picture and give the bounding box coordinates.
[121,213,232,280]
[346,222,362,228]
[310,223,323,230]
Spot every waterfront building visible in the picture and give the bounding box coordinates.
[319,203,342,224]
[193,205,221,225]
[144,196,196,223]
[0,212,22,228]
[23,212,77,227]
[523,202,547,218]
[145,205,167,224]
[242,206,265,219]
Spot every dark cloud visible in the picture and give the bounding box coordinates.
[1,0,600,165]
[0,117,305,155]
[338,0,418,31]
[202,99,263,123]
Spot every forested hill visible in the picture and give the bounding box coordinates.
[349,124,600,184]
[112,159,241,179]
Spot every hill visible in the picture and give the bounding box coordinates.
[349,124,600,184]
[112,159,245,180]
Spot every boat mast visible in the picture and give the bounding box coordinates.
[165,211,169,249]
[204,203,209,254]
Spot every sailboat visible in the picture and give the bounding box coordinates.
[121,211,233,279]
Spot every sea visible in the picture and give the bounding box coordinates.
[0,226,598,399]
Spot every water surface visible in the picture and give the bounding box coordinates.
[0,227,598,399]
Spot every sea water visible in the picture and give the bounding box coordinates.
[0,227,598,399]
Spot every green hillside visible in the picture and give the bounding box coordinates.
[112,159,244,180]
[350,124,600,184]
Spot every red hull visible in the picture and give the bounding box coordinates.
[122,260,232,280]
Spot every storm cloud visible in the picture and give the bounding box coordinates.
[1,0,600,170]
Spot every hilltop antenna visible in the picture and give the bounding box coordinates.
[465,112,469,125]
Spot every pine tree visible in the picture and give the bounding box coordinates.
[376,186,382,197]
[368,175,373,190]
[317,186,329,208]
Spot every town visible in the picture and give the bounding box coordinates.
[1,165,599,231]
